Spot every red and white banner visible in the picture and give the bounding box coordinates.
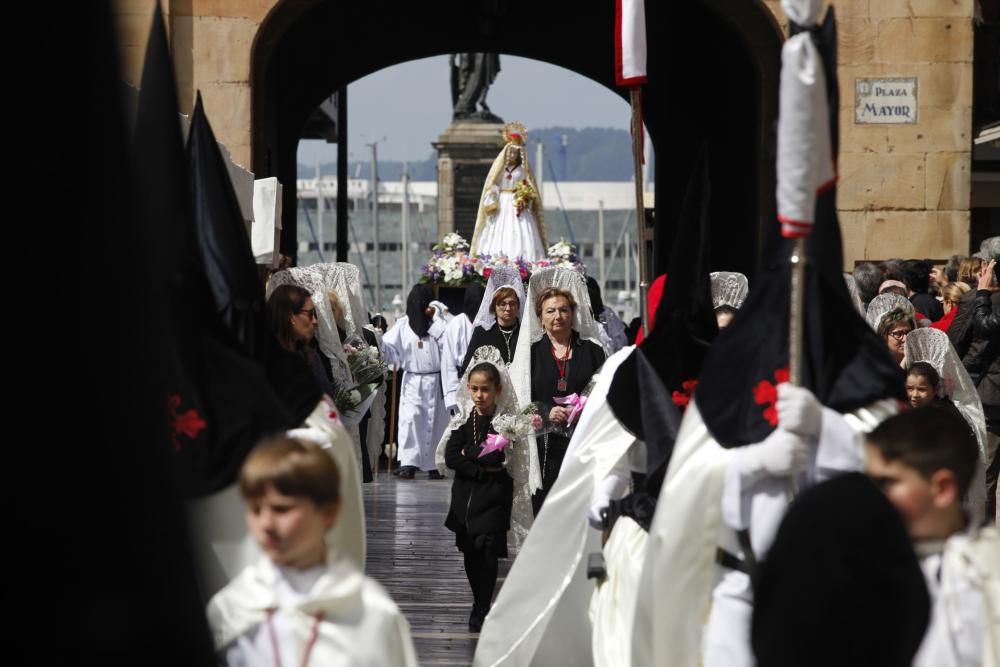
[615,0,647,87]
[776,0,834,238]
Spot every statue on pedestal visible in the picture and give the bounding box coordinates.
[450,53,503,123]
[470,122,547,262]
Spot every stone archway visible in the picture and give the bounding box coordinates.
[250,0,782,277]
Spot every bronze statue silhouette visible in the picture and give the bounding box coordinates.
[450,53,503,122]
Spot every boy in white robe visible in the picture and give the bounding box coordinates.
[207,436,417,666]
[865,408,1000,667]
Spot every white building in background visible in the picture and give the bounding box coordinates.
[296,178,653,323]
[297,178,647,213]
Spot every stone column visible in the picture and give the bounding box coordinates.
[433,122,504,243]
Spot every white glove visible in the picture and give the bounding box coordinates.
[587,472,631,529]
[735,428,811,484]
[776,383,823,438]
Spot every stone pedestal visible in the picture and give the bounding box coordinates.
[434,121,504,244]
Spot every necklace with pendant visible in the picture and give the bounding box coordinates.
[551,340,570,392]
[498,324,515,362]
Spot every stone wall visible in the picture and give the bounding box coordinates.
[113,0,977,267]
[761,0,974,266]
[113,0,271,170]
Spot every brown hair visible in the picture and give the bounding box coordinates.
[268,284,311,352]
[907,361,940,391]
[534,287,577,319]
[489,286,520,315]
[469,362,502,388]
[867,408,979,499]
[957,257,984,287]
[877,308,916,339]
[239,436,340,507]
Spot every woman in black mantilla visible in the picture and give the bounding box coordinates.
[443,350,515,632]
[461,265,526,372]
[462,285,521,371]
[530,286,606,514]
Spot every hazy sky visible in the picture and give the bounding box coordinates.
[296,55,633,166]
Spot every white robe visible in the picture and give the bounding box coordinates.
[476,164,546,262]
[208,554,417,667]
[632,398,896,667]
[590,516,647,667]
[381,316,450,471]
[187,403,365,601]
[914,526,1000,667]
[702,403,889,667]
[474,348,635,667]
[442,314,474,409]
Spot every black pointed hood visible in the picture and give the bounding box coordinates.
[695,7,905,448]
[752,474,930,667]
[406,284,435,337]
[607,144,718,493]
[22,3,216,662]
[187,92,268,360]
[134,6,296,497]
[463,282,486,321]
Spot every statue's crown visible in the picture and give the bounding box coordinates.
[503,121,527,146]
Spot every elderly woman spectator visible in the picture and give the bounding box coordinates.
[867,294,917,368]
[879,309,916,367]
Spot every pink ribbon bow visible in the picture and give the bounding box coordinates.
[478,433,510,458]
[554,393,587,426]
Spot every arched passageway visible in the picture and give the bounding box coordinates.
[252,0,782,277]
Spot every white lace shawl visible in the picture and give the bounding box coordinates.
[505,266,609,547]
[473,264,527,331]
[267,266,353,389]
[904,327,989,514]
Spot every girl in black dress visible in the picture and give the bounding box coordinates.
[444,356,515,632]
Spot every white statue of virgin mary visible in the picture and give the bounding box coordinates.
[470,122,548,262]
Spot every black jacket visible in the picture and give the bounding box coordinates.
[970,290,999,411]
[444,412,513,536]
[530,332,606,415]
[911,292,943,322]
[972,290,1000,337]
[950,289,994,387]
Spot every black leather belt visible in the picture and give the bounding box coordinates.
[715,528,759,591]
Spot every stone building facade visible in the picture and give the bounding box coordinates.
[113,0,993,268]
